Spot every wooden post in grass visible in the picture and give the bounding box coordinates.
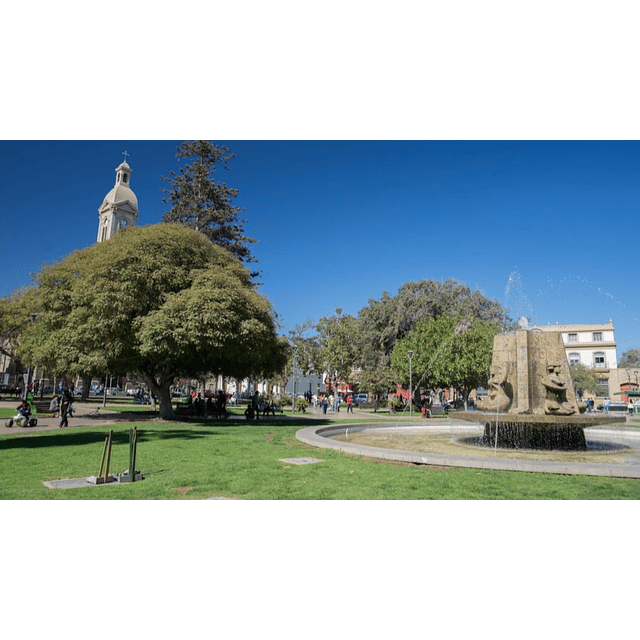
[100,429,113,483]
[98,434,109,477]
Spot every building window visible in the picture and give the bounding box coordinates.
[593,332,602,341]
[568,333,578,343]
[569,353,580,365]
[594,352,606,368]
[596,377,609,397]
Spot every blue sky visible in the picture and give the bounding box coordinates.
[1,140,638,355]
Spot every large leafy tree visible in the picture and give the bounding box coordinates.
[17,224,286,419]
[390,315,498,406]
[287,320,320,377]
[358,279,509,366]
[315,309,359,393]
[161,141,257,272]
[356,279,509,397]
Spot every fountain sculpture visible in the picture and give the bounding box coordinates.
[458,325,625,450]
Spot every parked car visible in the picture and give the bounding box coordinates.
[597,401,627,412]
[353,393,368,404]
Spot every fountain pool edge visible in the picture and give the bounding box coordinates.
[295,422,640,479]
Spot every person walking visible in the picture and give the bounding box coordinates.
[346,394,353,413]
[58,388,73,428]
[49,395,60,418]
[252,391,260,420]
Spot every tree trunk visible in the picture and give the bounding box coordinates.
[81,377,91,402]
[156,385,175,419]
[143,375,175,419]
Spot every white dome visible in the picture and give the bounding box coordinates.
[101,183,138,209]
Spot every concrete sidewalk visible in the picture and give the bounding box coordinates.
[0,401,137,436]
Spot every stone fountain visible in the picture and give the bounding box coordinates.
[457,324,625,450]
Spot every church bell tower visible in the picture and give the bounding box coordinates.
[97,153,139,242]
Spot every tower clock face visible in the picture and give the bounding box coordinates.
[120,219,128,228]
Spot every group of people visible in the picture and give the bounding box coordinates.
[311,394,342,414]
[244,391,279,420]
[590,397,637,414]
[12,385,75,428]
[186,390,228,419]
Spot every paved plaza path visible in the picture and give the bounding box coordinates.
[0,398,402,436]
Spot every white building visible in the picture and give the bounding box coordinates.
[535,321,618,398]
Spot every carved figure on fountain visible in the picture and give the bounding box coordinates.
[458,327,624,450]
[479,363,512,412]
[542,363,576,416]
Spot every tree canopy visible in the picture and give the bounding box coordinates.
[296,280,508,401]
[356,278,510,375]
[315,309,359,391]
[390,315,499,403]
[618,348,640,369]
[17,224,286,418]
[161,141,257,271]
[0,286,38,360]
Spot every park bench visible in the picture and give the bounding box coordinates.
[174,403,232,419]
[33,400,54,415]
[428,404,448,416]
[174,404,197,417]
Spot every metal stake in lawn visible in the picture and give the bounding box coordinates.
[118,427,140,483]
[125,427,138,483]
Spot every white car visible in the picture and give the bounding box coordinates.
[353,393,368,404]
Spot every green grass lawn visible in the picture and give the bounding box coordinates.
[1,416,639,499]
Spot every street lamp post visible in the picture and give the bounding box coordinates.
[292,355,297,415]
[408,351,414,418]
[22,313,38,401]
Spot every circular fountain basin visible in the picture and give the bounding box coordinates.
[295,420,640,478]
[456,410,626,451]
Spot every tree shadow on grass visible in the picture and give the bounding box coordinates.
[0,428,227,451]
[0,416,336,451]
